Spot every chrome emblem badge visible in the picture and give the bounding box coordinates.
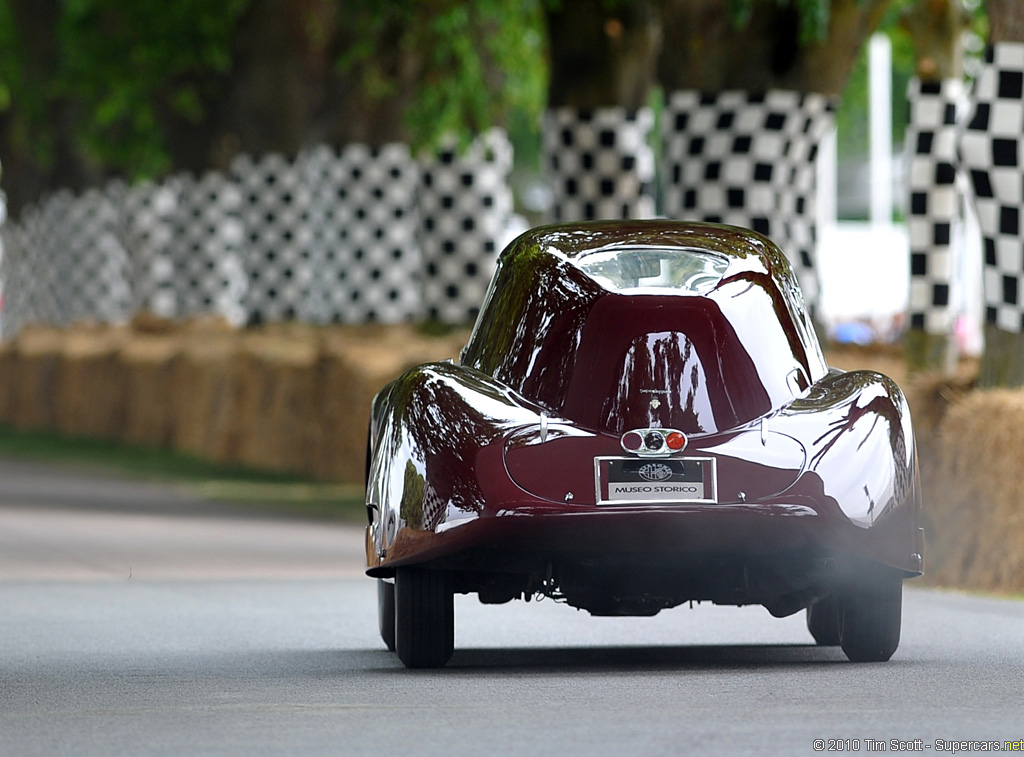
[639,462,673,482]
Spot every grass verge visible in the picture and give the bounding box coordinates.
[0,424,367,522]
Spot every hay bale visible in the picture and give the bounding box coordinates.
[826,344,908,386]
[170,327,244,463]
[53,325,130,439]
[904,365,977,512]
[314,325,466,483]
[929,390,1024,593]
[119,332,183,447]
[0,341,16,423]
[231,328,321,474]
[8,326,65,431]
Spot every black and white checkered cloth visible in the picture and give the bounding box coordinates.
[0,132,519,334]
[165,172,248,326]
[960,42,1024,333]
[120,181,179,318]
[0,215,42,334]
[303,143,422,324]
[233,153,314,325]
[0,189,131,330]
[906,77,965,334]
[417,129,514,323]
[662,89,835,314]
[543,106,656,221]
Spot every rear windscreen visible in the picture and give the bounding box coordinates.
[574,247,729,294]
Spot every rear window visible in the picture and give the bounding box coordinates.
[574,247,729,294]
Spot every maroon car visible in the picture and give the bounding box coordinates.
[365,220,924,668]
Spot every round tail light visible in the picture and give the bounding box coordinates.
[621,430,644,451]
[666,432,687,451]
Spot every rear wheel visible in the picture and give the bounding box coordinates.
[838,570,903,663]
[806,594,841,646]
[395,567,454,668]
[377,579,396,652]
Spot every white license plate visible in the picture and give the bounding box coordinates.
[595,457,717,504]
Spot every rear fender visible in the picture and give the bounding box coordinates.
[366,363,543,567]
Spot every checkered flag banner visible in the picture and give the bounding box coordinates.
[543,106,656,222]
[662,89,835,314]
[960,42,1024,333]
[417,128,514,324]
[906,77,966,335]
[303,143,422,324]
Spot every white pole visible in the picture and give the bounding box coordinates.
[817,126,838,229]
[869,33,893,226]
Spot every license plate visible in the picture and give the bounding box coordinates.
[595,457,717,504]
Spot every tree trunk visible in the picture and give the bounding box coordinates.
[543,0,660,221]
[987,0,1024,43]
[546,0,660,110]
[316,5,417,148]
[0,0,100,215]
[162,0,312,173]
[658,0,890,96]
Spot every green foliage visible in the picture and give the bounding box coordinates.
[340,0,548,152]
[0,0,248,180]
[0,0,54,169]
[59,0,250,177]
[0,3,13,113]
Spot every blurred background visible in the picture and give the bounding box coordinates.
[0,1,996,356]
[0,0,1023,600]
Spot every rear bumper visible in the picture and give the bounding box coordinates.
[367,498,923,580]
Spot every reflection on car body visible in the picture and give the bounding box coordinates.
[364,220,923,668]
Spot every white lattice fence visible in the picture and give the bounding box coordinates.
[164,172,248,326]
[0,189,131,330]
[0,219,40,335]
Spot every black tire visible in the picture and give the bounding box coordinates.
[806,594,841,646]
[377,579,396,652]
[838,570,903,663]
[394,567,454,669]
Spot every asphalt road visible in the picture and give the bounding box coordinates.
[1,457,1022,756]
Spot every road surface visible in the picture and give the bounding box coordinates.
[1,457,1021,756]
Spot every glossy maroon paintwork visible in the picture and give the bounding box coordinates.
[365,221,923,618]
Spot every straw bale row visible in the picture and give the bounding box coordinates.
[2,326,1023,593]
[0,320,465,484]
[921,388,1024,594]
